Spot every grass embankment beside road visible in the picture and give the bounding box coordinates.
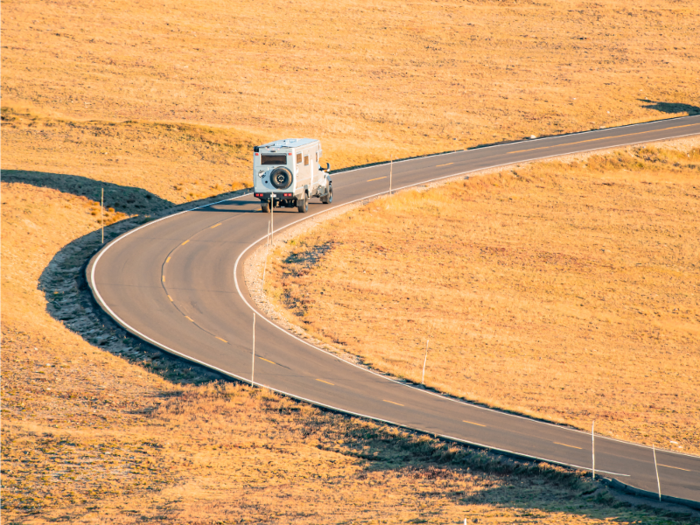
[264,143,700,455]
[3,0,699,168]
[1,106,259,203]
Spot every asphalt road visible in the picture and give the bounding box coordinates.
[88,115,700,504]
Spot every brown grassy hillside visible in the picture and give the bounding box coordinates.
[3,0,699,168]
[264,143,700,455]
[1,106,259,204]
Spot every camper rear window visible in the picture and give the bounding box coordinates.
[261,154,287,165]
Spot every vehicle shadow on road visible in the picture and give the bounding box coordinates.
[200,198,327,214]
[639,100,700,115]
[200,198,263,213]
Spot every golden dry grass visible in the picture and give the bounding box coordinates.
[1,106,259,205]
[265,143,700,455]
[4,134,696,525]
[3,184,677,524]
[3,0,699,168]
[3,0,700,521]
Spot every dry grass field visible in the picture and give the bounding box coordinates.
[3,0,700,521]
[3,0,699,169]
[1,106,260,205]
[264,142,700,456]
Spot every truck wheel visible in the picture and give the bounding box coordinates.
[261,201,270,213]
[321,185,333,204]
[297,195,308,213]
[269,167,293,190]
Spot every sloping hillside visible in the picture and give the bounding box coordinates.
[264,142,700,455]
[3,0,698,168]
[2,0,699,521]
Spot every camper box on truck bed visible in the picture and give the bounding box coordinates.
[252,138,333,213]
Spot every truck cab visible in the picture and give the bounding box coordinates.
[252,138,332,213]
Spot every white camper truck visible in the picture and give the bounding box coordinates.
[252,138,333,213]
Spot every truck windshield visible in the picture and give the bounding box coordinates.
[261,154,287,165]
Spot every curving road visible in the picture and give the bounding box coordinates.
[88,115,700,504]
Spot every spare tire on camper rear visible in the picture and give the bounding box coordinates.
[270,167,293,189]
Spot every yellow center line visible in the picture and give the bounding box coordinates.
[166,256,171,263]
[463,420,487,427]
[436,162,454,167]
[211,222,222,229]
[367,176,387,182]
[181,239,190,246]
[508,123,699,155]
[259,357,276,365]
[167,295,173,302]
[316,378,334,385]
[162,275,165,283]
[215,336,227,343]
[553,442,582,450]
[658,464,691,472]
[383,399,404,406]
[185,316,194,322]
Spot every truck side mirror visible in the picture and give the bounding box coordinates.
[326,162,331,173]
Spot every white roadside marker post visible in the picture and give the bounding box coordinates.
[592,420,596,480]
[252,313,256,386]
[389,157,393,195]
[653,444,661,501]
[101,188,104,244]
[262,220,270,285]
[270,196,274,244]
[421,339,430,385]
